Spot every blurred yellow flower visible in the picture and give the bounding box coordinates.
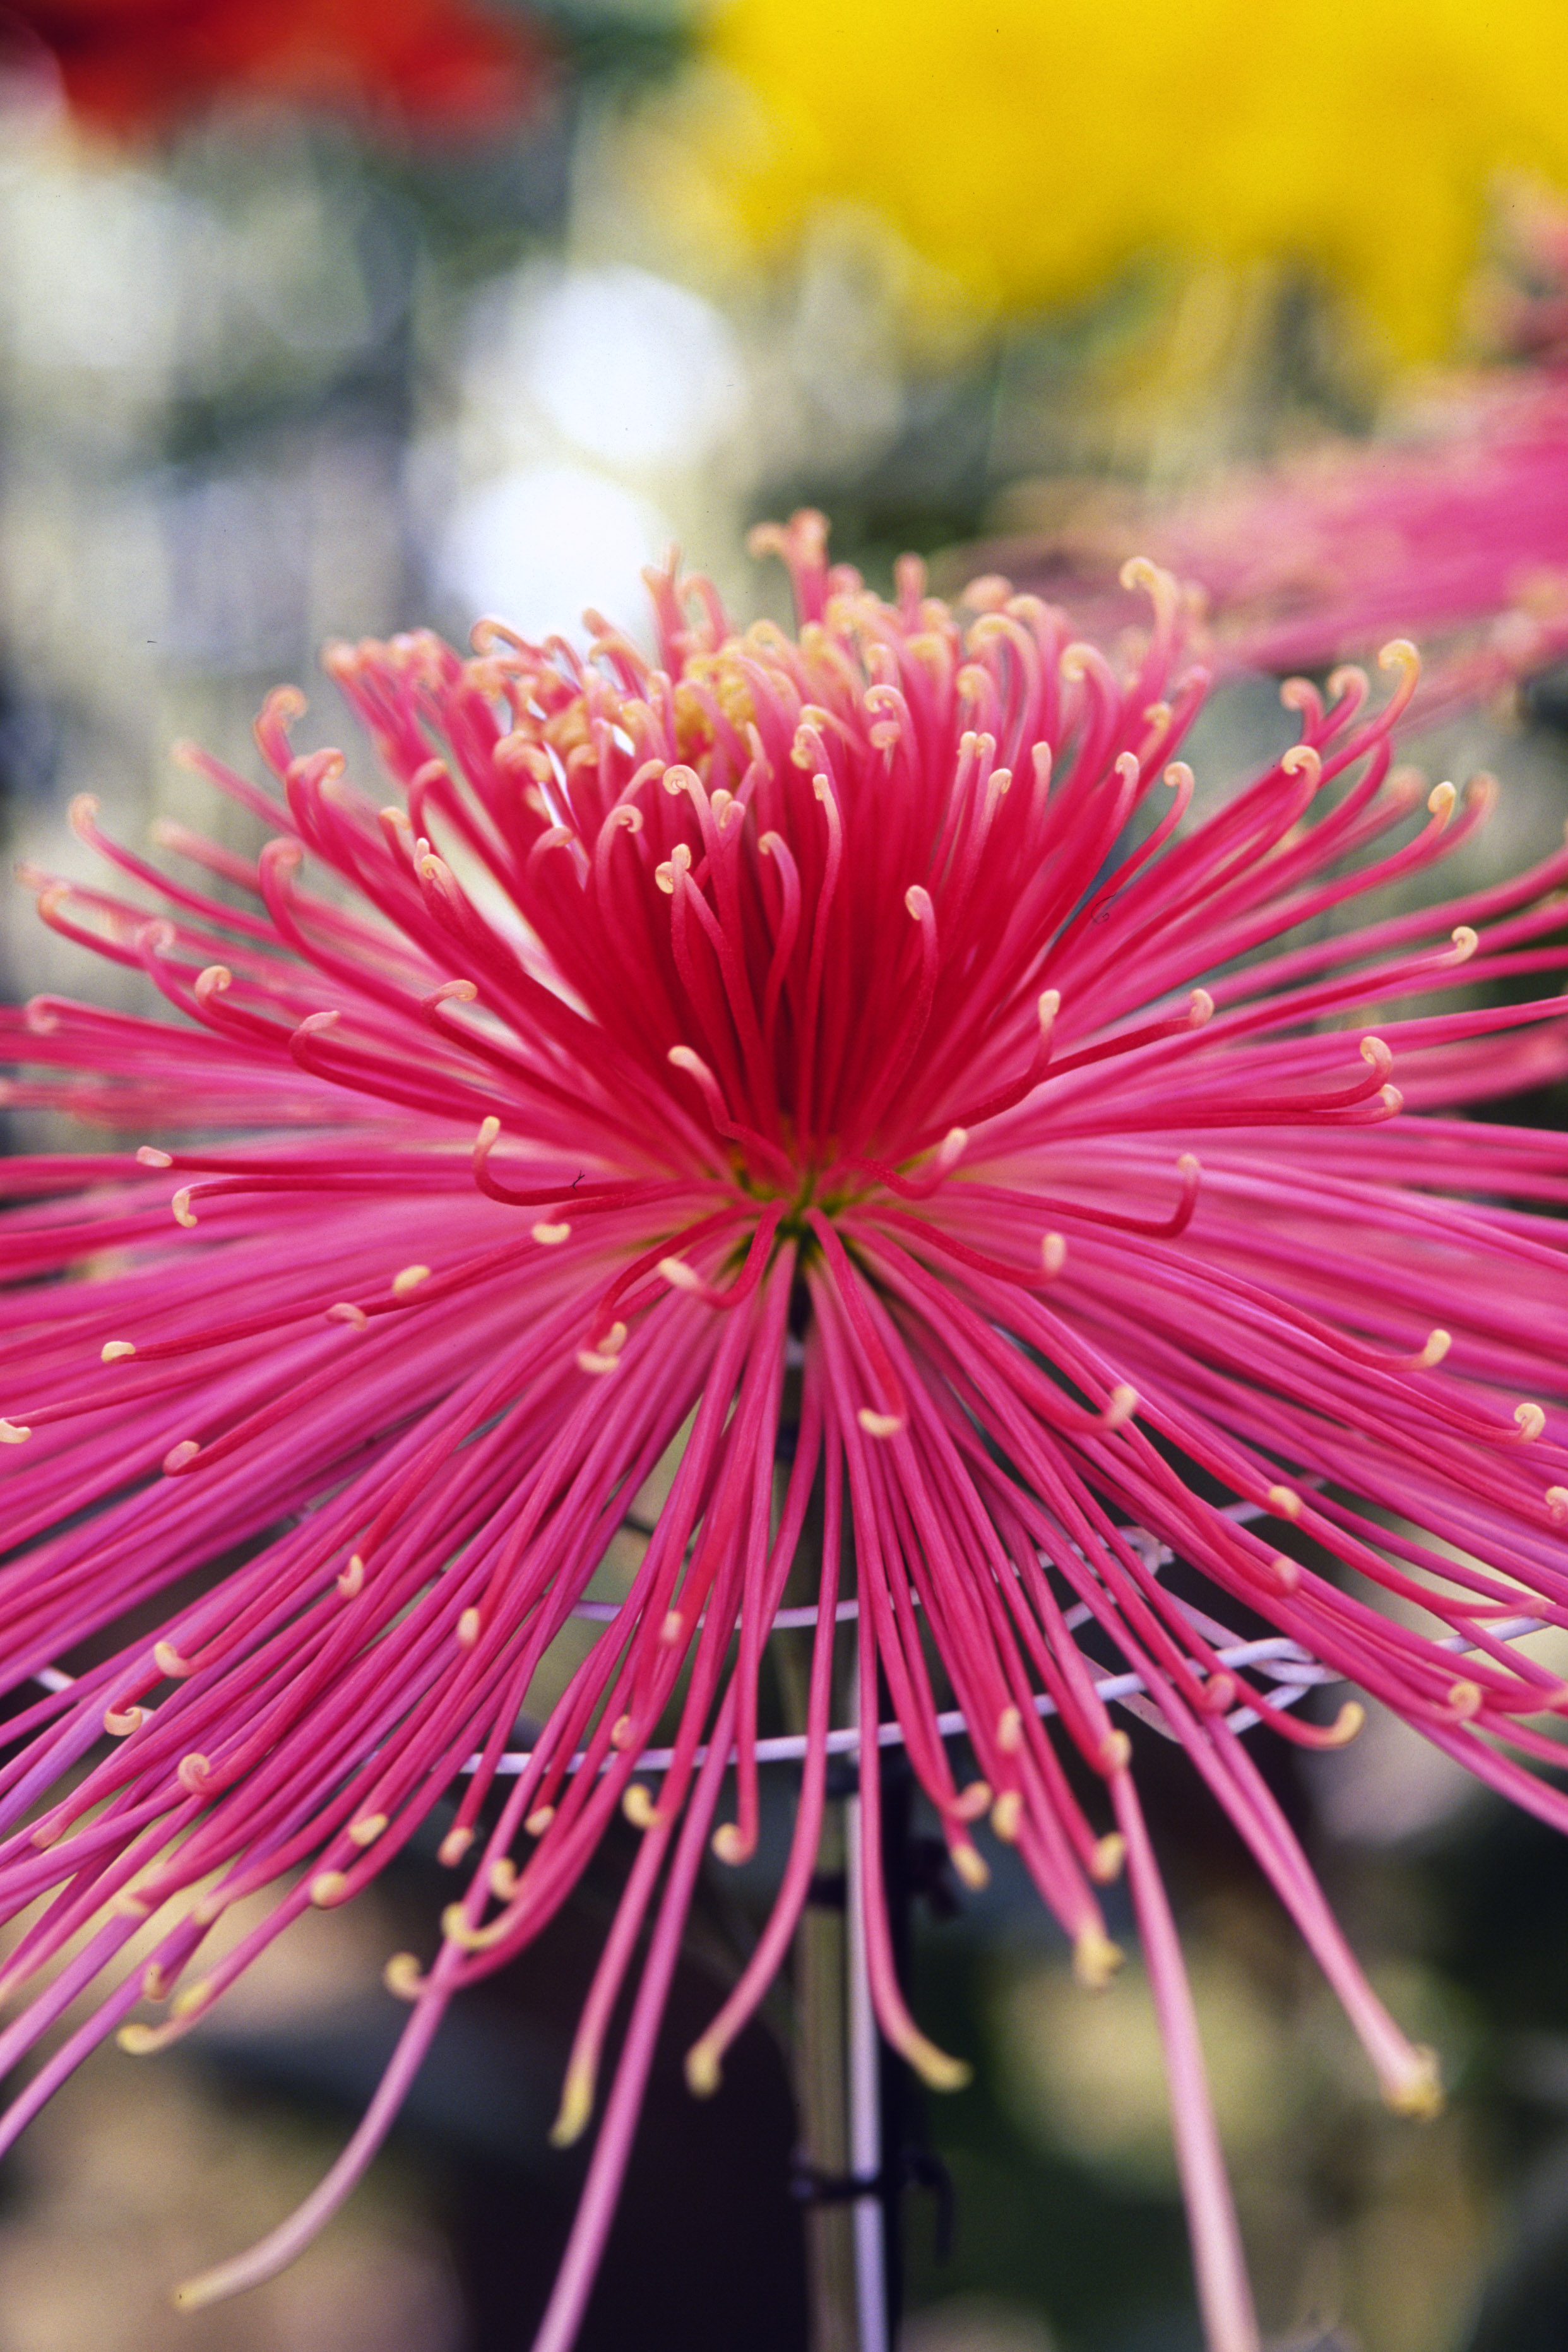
[695,0,1568,357]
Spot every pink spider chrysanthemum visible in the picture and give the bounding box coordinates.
[4,513,1568,2352]
[995,365,1568,707]
[1107,366,1568,686]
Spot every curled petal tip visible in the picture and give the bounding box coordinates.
[990,1790,1023,1841]
[685,2042,722,2098]
[1090,1833,1126,1884]
[951,1843,989,1891]
[1202,1672,1238,1715]
[384,1953,425,2002]
[549,2066,595,2149]
[903,2032,971,2093]
[961,573,1013,612]
[440,1900,515,1953]
[953,1778,992,1822]
[1385,2045,1444,2122]
[1101,1386,1138,1432]
[1072,1928,1125,1992]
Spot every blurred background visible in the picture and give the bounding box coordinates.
[4,4,1568,2348]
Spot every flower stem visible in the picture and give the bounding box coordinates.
[787,1651,889,2351]
[795,1798,860,2352]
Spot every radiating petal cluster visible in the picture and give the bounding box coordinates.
[3,515,1568,2352]
[995,364,1568,696]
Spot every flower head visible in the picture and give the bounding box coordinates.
[6,0,546,138]
[686,0,1568,358]
[5,517,1568,2351]
[994,363,1568,695]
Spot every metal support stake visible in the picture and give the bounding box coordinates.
[845,1769,889,2352]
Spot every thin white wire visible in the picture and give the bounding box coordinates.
[32,1611,1547,1775]
[456,1614,1550,1781]
[468,1634,1331,1780]
[19,1504,1258,1702]
[31,1490,1550,1794]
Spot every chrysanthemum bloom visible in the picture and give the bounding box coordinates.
[680,0,1568,358]
[990,363,1568,695]
[4,516,1568,2352]
[3,0,546,138]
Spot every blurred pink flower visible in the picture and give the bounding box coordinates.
[4,518,1568,2351]
[989,367,1568,717]
[1160,376,1568,675]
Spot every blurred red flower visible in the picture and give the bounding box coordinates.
[1,0,547,136]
